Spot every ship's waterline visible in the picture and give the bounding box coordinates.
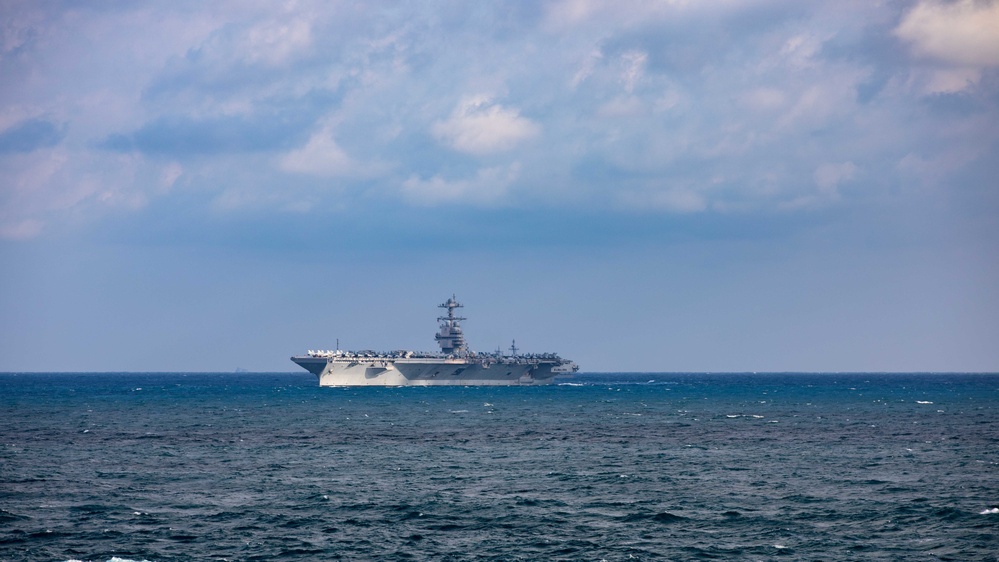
[291,295,577,386]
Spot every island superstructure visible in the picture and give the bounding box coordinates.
[291,295,578,386]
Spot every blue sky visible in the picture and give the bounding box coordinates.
[1,0,997,372]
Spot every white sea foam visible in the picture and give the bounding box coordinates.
[980,507,999,515]
[449,410,469,413]
[104,558,153,562]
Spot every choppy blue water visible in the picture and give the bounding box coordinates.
[1,372,997,561]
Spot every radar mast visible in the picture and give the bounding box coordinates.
[435,294,468,355]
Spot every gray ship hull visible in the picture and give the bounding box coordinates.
[291,294,577,386]
[291,356,567,386]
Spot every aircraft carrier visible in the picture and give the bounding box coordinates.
[291,295,578,386]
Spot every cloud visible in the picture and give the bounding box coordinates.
[740,88,786,112]
[597,95,646,118]
[895,0,999,68]
[895,0,999,93]
[159,162,183,191]
[432,96,540,155]
[280,127,357,177]
[0,218,43,240]
[0,1,996,245]
[241,17,314,66]
[620,50,647,93]
[400,164,521,206]
[776,161,858,211]
[814,161,857,195]
[0,138,203,240]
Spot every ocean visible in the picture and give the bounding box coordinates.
[1,372,997,561]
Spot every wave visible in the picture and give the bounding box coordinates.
[621,511,687,523]
[64,559,152,562]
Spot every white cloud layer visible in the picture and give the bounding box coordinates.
[0,1,996,239]
[242,16,314,66]
[895,0,999,92]
[401,164,521,206]
[895,0,999,68]
[280,127,356,177]
[432,96,541,155]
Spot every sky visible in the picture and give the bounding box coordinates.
[1,0,997,372]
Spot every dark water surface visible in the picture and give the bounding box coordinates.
[1,372,997,561]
